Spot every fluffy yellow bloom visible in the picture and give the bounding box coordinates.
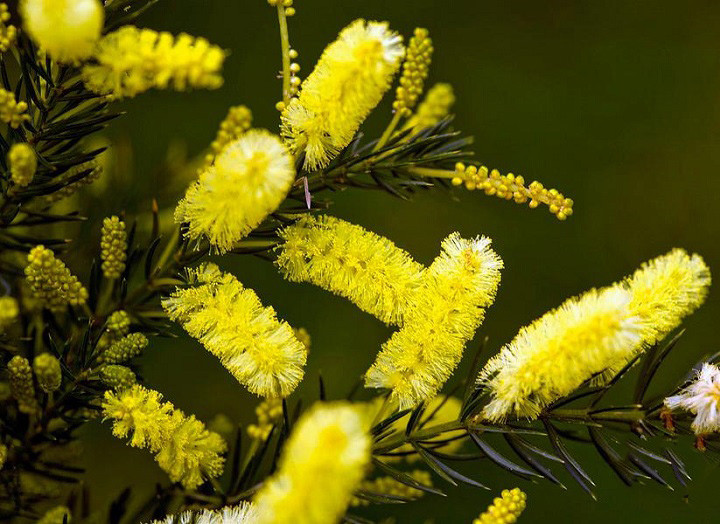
[0,296,18,332]
[25,246,88,310]
[253,402,371,524]
[206,105,253,164]
[474,488,527,524]
[478,287,643,421]
[33,354,62,393]
[102,385,226,489]
[163,264,306,397]
[366,234,503,408]
[175,130,295,253]
[100,216,127,279]
[150,502,257,524]
[8,355,38,414]
[276,215,425,326]
[404,83,455,133]
[82,26,225,98]
[626,248,710,346]
[8,143,36,187]
[21,0,103,62]
[281,20,404,169]
[0,89,29,128]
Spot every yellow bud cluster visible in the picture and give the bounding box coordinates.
[0,443,6,469]
[8,355,38,414]
[25,246,88,310]
[247,397,283,440]
[8,143,37,187]
[0,88,29,128]
[98,332,148,365]
[393,28,433,117]
[351,470,432,506]
[44,160,102,204]
[404,83,455,133]
[37,505,72,524]
[83,26,226,99]
[206,105,253,163]
[474,488,527,524]
[99,365,136,392]
[0,4,17,53]
[106,310,131,335]
[452,163,574,220]
[0,296,18,332]
[100,216,128,279]
[33,354,62,393]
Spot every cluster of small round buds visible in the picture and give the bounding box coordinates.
[207,105,253,162]
[452,163,573,220]
[0,4,17,53]
[0,443,7,469]
[267,0,295,15]
[247,397,284,440]
[100,216,128,279]
[351,470,432,507]
[33,354,62,393]
[25,246,89,310]
[8,143,37,187]
[8,355,38,414]
[106,310,131,336]
[393,28,433,117]
[276,48,302,110]
[0,88,28,128]
[474,488,527,524]
[0,296,18,332]
[98,332,148,365]
[99,365,136,392]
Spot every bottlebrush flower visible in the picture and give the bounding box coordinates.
[175,130,295,253]
[281,19,404,169]
[665,363,720,435]
[276,215,425,326]
[149,503,258,524]
[253,402,371,524]
[366,233,503,408]
[162,263,306,397]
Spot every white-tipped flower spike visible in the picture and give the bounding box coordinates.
[665,363,720,436]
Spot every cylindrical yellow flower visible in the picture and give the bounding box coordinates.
[474,488,527,524]
[276,215,426,326]
[393,28,433,117]
[82,26,225,98]
[98,332,148,365]
[175,130,295,253]
[25,246,88,310]
[8,355,38,414]
[253,402,371,524]
[21,0,103,62]
[33,354,62,393]
[366,233,503,408]
[100,216,127,279]
[0,296,18,332]
[281,19,405,169]
[163,263,307,397]
[8,143,36,187]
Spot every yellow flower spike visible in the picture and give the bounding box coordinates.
[281,19,405,170]
[102,385,227,489]
[175,130,295,253]
[21,0,103,62]
[98,365,136,392]
[8,356,38,414]
[404,83,456,133]
[162,263,307,397]
[366,233,503,408]
[248,397,283,440]
[393,28,433,117]
[206,105,253,164]
[33,354,62,393]
[474,488,527,524]
[25,246,88,310]
[100,216,128,279]
[82,26,226,99]
[253,402,371,524]
[0,89,29,129]
[98,332,148,365]
[37,505,72,524]
[0,4,17,53]
[0,296,18,332]
[276,215,426,326]
[8,143,36,187]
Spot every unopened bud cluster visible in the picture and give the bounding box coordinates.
[99,365,136,391]
[98,332,148,365]
[8,143,36,187]
[267,0,296,16]
[33,354,62,393]
[8,356,38,414]
[100,216,128,279]
[0,296,18,332]
[0,88,28,128]
[247,397,283,440]
[206,105,253,163]
[0,3,17,53]
[394,28,433,117]
[106,310,131,335]
[474,488,527,524]
[25,246,88,310]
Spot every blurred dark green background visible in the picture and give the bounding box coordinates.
[79,1,720,522]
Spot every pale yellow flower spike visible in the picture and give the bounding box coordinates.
[102,385,226,489]
[281,19,405,170]
[206,105,253,164]
[404,83,456,133]
[25,246,88,310]
[276,215,425,326]
[474,488,527,524]
[8,143,37,187]
[0,4,17,53]
[162,263,307,397]
[366,233,503,409]
[0,89,29,129]
[253,402,371,524]
[21,0,103,62]
[393,28,433,117]
[82,26,225,99]
[175,130,295,253]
